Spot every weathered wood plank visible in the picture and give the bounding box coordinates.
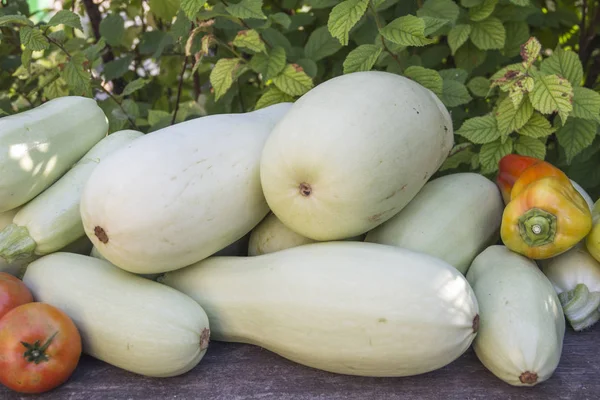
[2,325,599,399]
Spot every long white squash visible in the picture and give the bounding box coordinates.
[0,130,143,263]
[466,245,565,386]
[80,103,292,274]
[0,96,108,212]
[365,173,504,274]
[248,212,364,256]
[0,207,32,276]
[160,241,479,377]
[259,71,454,241]
[22,252,211,378]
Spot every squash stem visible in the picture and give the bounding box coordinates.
[558,284,600,331]
[0,224,37,264]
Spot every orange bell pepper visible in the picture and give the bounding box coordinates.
[586,199,600,263]
[497,155,593,259]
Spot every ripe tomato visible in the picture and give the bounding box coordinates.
[0,302,82,394]
[0,272,33,320]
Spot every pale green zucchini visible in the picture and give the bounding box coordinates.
[0,130,143,263]
[0,96,108,212]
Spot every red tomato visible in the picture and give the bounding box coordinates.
[0,272,33,320]
[0,302,82,394]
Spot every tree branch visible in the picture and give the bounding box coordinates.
[171,56,188,125]
[81,0,126,94]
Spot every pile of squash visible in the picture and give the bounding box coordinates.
[1,71,599,394]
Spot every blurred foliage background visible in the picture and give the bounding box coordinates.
[1,0,599,198]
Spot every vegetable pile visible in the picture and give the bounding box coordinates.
[0,67,599,394]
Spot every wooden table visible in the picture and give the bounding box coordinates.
[1,324,598,399]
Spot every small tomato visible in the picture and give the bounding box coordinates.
[0,302,82,394]
[0,272,33,320]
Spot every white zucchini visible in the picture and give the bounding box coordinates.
[0,130,143,263]
[248,212,364,256]
[541,246,600,331]
[466,245,565,386]
[0,206,33,275]
[0,96,108,212]
[80,103,293,274]
[22,252,211,378]
[160,241,479,377]
[259,71,454,241]
[365,173,503,274]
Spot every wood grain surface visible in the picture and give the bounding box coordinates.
[1,323,598,400]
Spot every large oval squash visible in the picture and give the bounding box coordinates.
[22,252,211,378]
[365,173,504,274]
[80,103,292,274]
[160,241,479,377]
[259,71,454,241]
[466,245,565,386]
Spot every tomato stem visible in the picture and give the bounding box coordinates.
[21,331,58,364]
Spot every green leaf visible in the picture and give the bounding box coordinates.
[540,46,584,87]
[456,115,500,144]
[44,78,69,100]
[122,79,149,96]
[343,44,382,74]
[181,0,207,19]
[421,16,450,36]
[99,14,125,47]
[21,48,32,68]
[61,53,91,95]
[571,86,600,122]
[509,0,530,5]
[103,55,134,81]
[272,64,314,96]
[439,145,475,171]
[467,76,491,97]
[470,17,505,50]
[296,59,318,78]
[555,117,598,164]
[501,21,529,57]
[233,29,266,53]
[226,0,267,20]
[210,58,242,101]
[270,12,292,29]
[438,68,468,84]
[517,112,556,138]
[84,37,106,62]
[249,46,286,80]
[0,15,33,27]
[19,26,49,51]
[514,136,546,159]
[255,86,295,110]
[148,109,171,126]
[521,37,541,69]
[495,96,533,137]
[448,24,471,55]
[304,26,343,61]
[461,0,484,7]
[149,0,179,20]
[454,41,486,71]
[440,79,472,107]
[48,29,67,43]
[379,15,435,47]
[404,66,443,95]
[530,73,574,124]
[48,9,82,31]
[416,0,460,23]
[479,139,514,173]
[469,0,498,22]
[327,0,369,46]
[172,10,192,40]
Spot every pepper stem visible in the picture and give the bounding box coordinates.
[21,331,58,364]
[0,224,37,264]
[558,284,600,331]
[517,208,557,247]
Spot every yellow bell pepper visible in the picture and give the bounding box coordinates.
[586,199,600,263]
[500,169,593,260]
